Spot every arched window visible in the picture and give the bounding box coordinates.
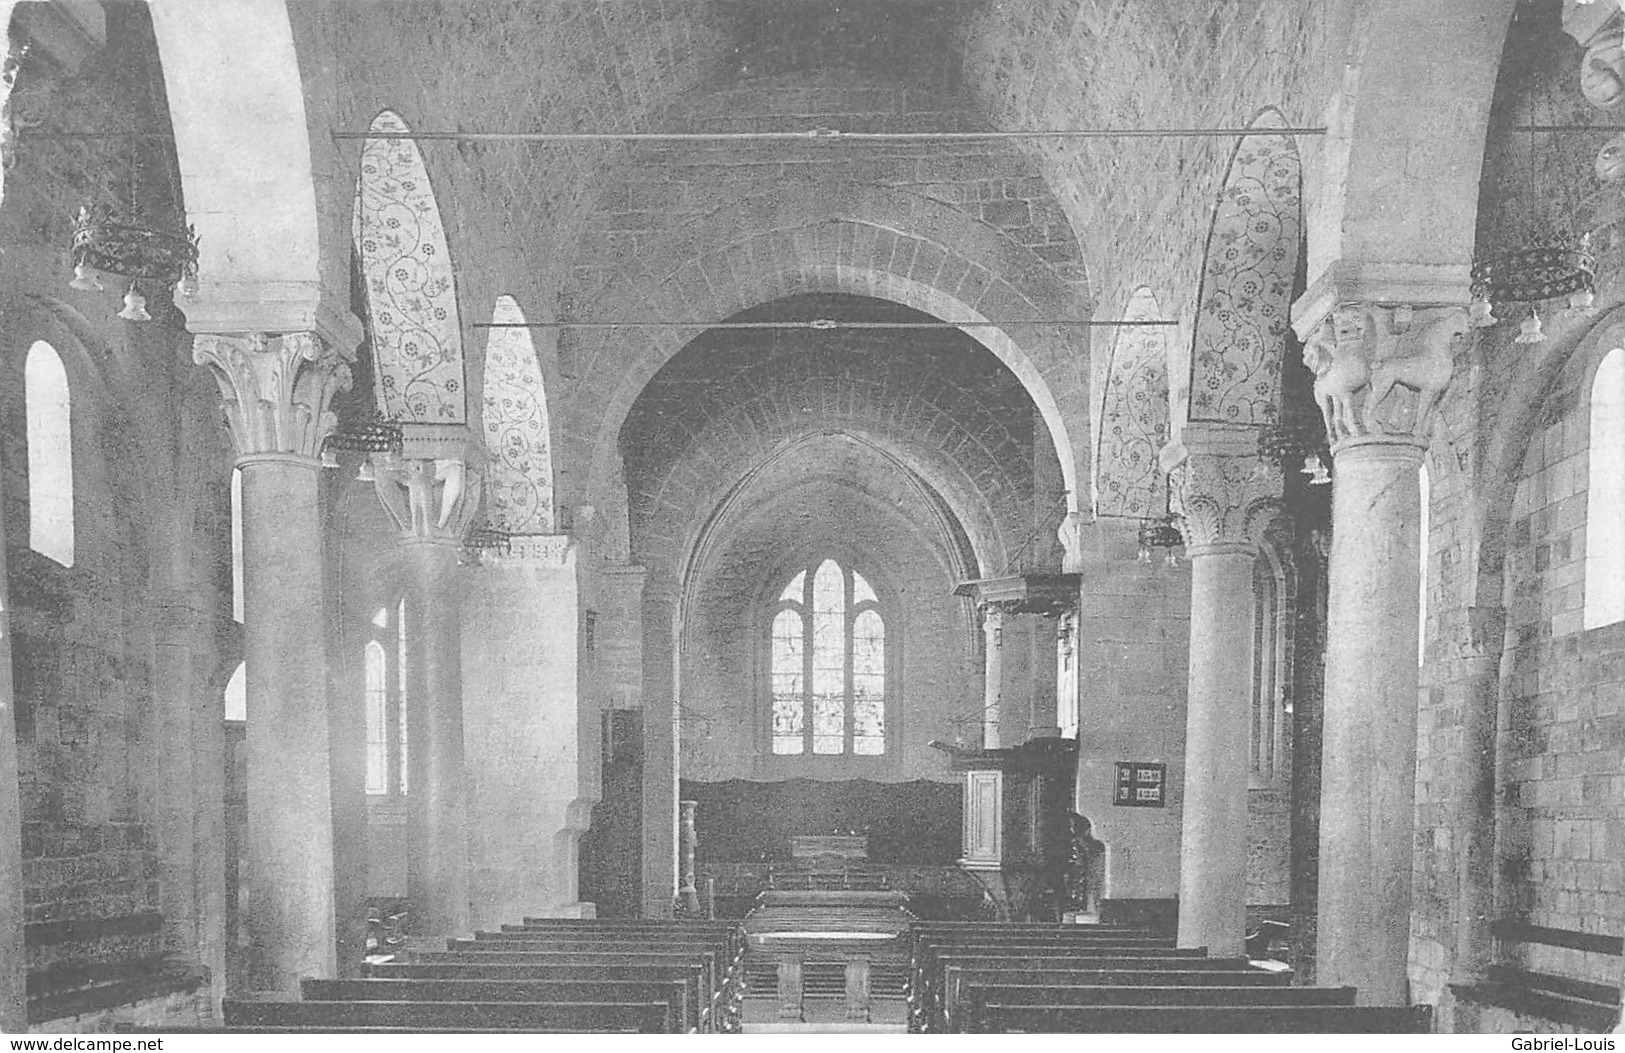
[230,467,244,623]
[396,597,410,794]
[1419,464,1431,660]
[1585,348,1625,629]
[26,341,73,566]
[364,640,388,794]
[1250,550,1285,786]
[361,603,410,795]
[224,662,247,722]
[771,558,886,756]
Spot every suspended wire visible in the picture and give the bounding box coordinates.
[333,126,1327,144]
[475,319,1177,330]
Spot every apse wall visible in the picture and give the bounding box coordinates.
[677,438,982,785]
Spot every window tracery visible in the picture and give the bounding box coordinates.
[770,558,887,756]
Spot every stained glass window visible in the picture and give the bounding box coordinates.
[769,559,886,756]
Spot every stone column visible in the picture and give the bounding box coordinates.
[1170,424,1280,958]
[193,331,354,995]
[1299,302,1469,1005]
[371,432,481,939]
[980,606,1005,749]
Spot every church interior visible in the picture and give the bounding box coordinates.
[1,0,1623,1035]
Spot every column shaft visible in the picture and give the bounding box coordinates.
[404,542,470,938]
[982,608,1004,749]
[1177,548,1256,958]
[1317,439,1424,1005]
[239,455,336,994]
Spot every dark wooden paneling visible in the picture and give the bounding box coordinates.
[680,778,960,865]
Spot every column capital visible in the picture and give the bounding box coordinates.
[1291,260,1474,341]
[193,331,354,462]
[1301,302,1471,451]
[1165,423,1280,556]
[372,451,483,548]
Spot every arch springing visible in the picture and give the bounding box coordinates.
[26,340,74,566]
[770,558,886,756]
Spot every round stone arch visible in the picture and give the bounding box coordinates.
[1301,0,1517,294]
[148,3,355,342]
[659,429,994,620]
[575,184,1092,528]
[627,377,1024,587]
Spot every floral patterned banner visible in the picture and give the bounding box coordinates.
[1188,126,1301,425]
[481,295,554,534]
[354,110,465,423]
[1097,287,1171,519]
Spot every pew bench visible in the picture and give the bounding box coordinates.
[403,945,740,1030]
[364,962,713,1029]
[969,1003,1434,1034]
[929,959,1276,1032]
[223,996,674,1033]
[302,977,701,1033]
[1451,922,1623,1032]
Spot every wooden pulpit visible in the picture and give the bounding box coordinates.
[947,735,1077,921]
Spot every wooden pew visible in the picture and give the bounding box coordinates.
[303,977,700,1033]
[924,956,1268,1032]
[365,962,713,1029]
[910,948,1242,1033]
[223,996,673,1033]
[958,982,1355,1031]
[407,946,739,1031]
[968,1003,1433,1034]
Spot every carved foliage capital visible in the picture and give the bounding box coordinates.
[192,331,355,460]
[372,454,482,545]
[1302,303,1469,448]
[1171,434,1281,553]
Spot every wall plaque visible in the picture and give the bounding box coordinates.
[1113,761,1165,807]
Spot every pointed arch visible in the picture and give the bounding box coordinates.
[1188,111,1303,425]
[353,109,465,423]
[1096,287,1172,517]
[482,295,555,534]
[26,340,74,567]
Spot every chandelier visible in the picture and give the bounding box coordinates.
[1468,236,1595,343]
[320,416,404,474]
[463,521,513,558]
[1467,118,1597,343]
[1258,414,1331,486]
